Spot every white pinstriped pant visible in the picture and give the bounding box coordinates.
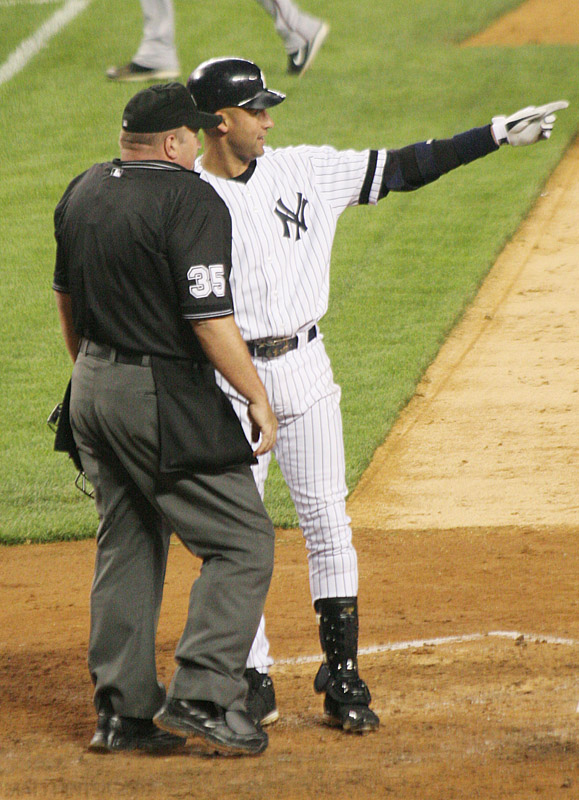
[217,334,359,671]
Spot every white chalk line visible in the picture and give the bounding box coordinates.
[273,630,578,667]
[0,0,62,7]
[0,0,91,87]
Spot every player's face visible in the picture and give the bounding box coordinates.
[223,107,274,164]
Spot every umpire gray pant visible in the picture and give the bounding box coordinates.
[70,349,275,719]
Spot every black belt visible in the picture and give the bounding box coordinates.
[246,326,317,359]
[80,338,151,366]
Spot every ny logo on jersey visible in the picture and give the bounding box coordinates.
[274,193,308,240]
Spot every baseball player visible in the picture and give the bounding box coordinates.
[106,0,328,81]
[187,56,568,733]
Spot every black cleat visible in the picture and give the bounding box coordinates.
[106,62,180,82]
[323,693,380,733]
[244,668,280,726]
[314,663,380,734]
[154,699,268,756]
[287,22,329,76]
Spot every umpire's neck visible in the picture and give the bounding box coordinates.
[119,126,200,171]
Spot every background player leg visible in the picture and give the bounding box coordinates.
[133,0,179,72]
[254,0,329,74]
[107,0,180,81]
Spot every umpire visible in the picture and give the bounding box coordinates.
[53,83,277,756]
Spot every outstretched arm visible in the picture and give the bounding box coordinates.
[379,100,569,199]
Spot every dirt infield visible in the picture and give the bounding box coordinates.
[462,0,579,46]
[2,3,579,798]
[2,528,579,799]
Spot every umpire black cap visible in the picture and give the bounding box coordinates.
[122,82,223,133]
[187,58,286,113]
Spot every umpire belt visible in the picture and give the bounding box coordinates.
[79,338,151,366]
[246,326,317,359]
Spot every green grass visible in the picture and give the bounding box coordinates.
[1,0,577,541]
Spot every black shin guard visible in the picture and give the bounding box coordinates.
[314,596,361,683]
[313,597,378,731]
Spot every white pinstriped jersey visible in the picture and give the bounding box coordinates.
[196,145,386,341]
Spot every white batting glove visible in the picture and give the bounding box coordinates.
[491,100,569,146]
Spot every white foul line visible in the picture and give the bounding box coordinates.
[0,1,62,7]
[273,630,578,667]
[0,0,91,87]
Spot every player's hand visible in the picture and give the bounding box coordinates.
[491,100,569,146]
[248,398,278,456]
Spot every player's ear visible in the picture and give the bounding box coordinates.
[215,109,231,133]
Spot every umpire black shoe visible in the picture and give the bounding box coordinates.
[88,710,111,752]
[287,22,329,76]
[89,714,187,754]
[244,668,280,726]
[154,699,268,756]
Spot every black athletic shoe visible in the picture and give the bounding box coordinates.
[154,699,268,756]
[323,694,380,733]
[88,710,111,753]
[244,668,280,726]
[89,714,187,754]
[287,22,329,76]
[314,663,380,734]
[106,62,180,82]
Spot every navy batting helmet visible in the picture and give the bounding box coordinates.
[187,57,285,113]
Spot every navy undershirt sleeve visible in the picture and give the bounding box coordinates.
[379,124,498,198]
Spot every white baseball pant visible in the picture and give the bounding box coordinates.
[218,334,359,671]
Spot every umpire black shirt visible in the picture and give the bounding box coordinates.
[53,159,234,360]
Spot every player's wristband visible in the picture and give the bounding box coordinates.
[452,124,499,162]
[490,117,508,145]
